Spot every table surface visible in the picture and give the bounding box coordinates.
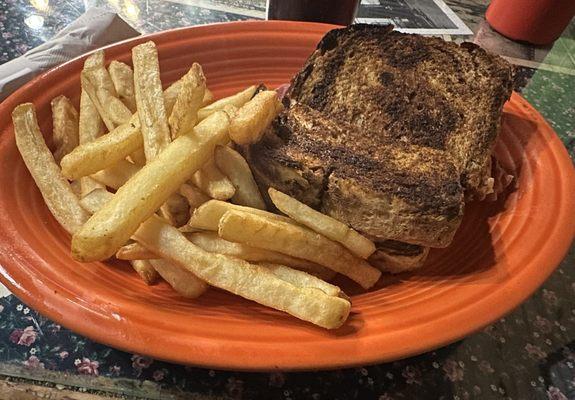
[0,0,574,399]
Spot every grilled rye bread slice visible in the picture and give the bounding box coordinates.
[368,240,430,273]
[286,24,514,197]
[245,103,463,248]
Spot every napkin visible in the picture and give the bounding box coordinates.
[0,8,140,102]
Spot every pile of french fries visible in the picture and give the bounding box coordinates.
[11,41,381,329]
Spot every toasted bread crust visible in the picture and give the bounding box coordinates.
[369,240,430,274]
[245,25,513,270]
[246,104,463,247]
[287,24,513,193]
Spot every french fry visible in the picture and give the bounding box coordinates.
[91,159,141,190]
[61,113,142,179]
[160,193,190,228]
[12,104,90,234]
[228,90,283,145]
[129,147,147,166]
[80,190,193,289]
[51,95,79,163]
[218,210,381,289]
[149,259,208,298]
[214,145,265,209]
[168,63,206,138]
[79,52,105,144]
[152,63,205,224]
[82,57,115,92]
[202,88,214,106]
[79,52,106,197]
[80,174,105,200]
[81,190,203,291]
[185,199,292,231]
[132,48,194,226]
[133,216,351,329]
[84,50,105,70]
[79,188,221,302]
[179,183,210,210]
[71,111,231,262]
[258,263,343,298]
[79,188,113,214]
[81,67,133,130]
[129,259,160,285]
[197,85,256,121]
[268,188,376,259]
[191,161,236,200]
[116,242,155,260]
[186,232,336,281]
[108,60,137,113]
[132,41,172,161]
[60,79,194,179]
[70,180,82,197]
[81,189,347,327]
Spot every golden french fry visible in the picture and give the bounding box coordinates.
[159,64,207,224]
[108,60,137,113]
[160,193,190,228]
[221,105,239,121]
[132,41,172,161]
[133,216,350,329]
[129,147,146,166]
[61,113,142,179]
[71,111,231,262]
[79,53,106,197]
[80,194,162,286]
[197,85,256,121]
[202,88,214,106]
[91,159,141,190]
[81,67,133,130]
[79,190,182,287]
[84,50,105,69]
[116,242,155,260]
[80,173,105,200]
[268,188,376,259]
[169,63,206,138]
[60,79,191,179]
[186,199,291,231]
[12,104,90,234]
[191,161,236,200]
[149,259,208,298]
[218,210,381,289]
[76,190,347,328]
[81,176,103,194]
[214,145,265,209]
[179,183,210,210]
[258,262,343,298]
[70,180,82,197]
[186,232,336,281]
[79,189,211,300]
[80,190,202,291]
[51,95,79,163]
[129,259,160,285]
[79,188,113,214]
[83,57,115,91]
[229,90,283,145]
[79,52,105,144]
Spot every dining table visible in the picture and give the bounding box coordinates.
[0,0,573,399]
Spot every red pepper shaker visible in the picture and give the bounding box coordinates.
[486,0,575,45]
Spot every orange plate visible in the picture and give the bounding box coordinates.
[0,21,574,371]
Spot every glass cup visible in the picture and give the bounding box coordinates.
[266,0,360,26]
